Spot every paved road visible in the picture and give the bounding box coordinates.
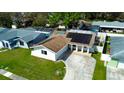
[63,52,96,80]
[107,66,124,80]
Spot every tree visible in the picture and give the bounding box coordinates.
[48,13,63,27]
[0,13,13,28]
[117,13,124,21]
[48,12,83,28]
[32,14,48,26]
[13,12,48,27]
[63,13,81,27]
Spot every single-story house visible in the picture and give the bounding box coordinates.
[31,36,70,61]
[92,21,124,32]
[31,30,96,61]
[0,27,51,49]
[66,30,96,53]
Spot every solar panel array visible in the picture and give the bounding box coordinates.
[66,32,92,44]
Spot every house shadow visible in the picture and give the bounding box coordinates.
[57,49,73,62]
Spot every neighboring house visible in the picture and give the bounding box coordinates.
[108,36,124,68]
[0,27,51,49]
[92,21,124,32]
[31,30,96,61]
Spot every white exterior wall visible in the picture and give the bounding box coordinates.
[55,44,68,60]
[96,46,104,52]
[97,32,107,42]
[1,40,11,49]
[107,33,124,37]
[17,40,29,49]
[96,32,107,53]
[31,47,56,61]
[0,41,3,48]
[31,44,68,61]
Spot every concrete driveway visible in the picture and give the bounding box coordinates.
[107,66,124,80]
[63,52,96,80]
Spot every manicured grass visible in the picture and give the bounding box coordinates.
[0,48,65,80]
[0,48,7,51]
[92,52,106,80]
[0,75,11,80]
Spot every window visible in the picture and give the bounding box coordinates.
[78,46,82,51]
[6,43,9,48]
[41,50,47,55]
[68,44,71,50]
[20,41,24,46]
[2,41,5,47]
[72,45,76,50]
[83,47,87,52]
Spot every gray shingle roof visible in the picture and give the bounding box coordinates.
[0,29,17,41]
[0,28,47,43]
[21,33,40,42]
[110,37,124,63]
[0,28,9,34]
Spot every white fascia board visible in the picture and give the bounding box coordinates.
[18,38,27,43]
[32,44,56,54]
[100,25,124,29]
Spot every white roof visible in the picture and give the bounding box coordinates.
[92,21,124,29]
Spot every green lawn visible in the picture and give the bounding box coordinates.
[0,75,11,80]
[0,48,7,51]
[0,48,65,80]
[92,52,106,80]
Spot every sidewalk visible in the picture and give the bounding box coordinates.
[0,69,27,80]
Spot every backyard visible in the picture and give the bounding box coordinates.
[92,52,106,80]
[0,48,65,80]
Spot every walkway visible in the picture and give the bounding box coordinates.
[107,66,124,80]
[63,52,96,80]
[0,69,27,80]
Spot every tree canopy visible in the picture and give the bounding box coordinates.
[48,12,124,28]
[0,12,124,28]
[48,12,83,27]
[0,13,13,28]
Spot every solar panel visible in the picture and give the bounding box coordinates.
[66,32,92,44]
